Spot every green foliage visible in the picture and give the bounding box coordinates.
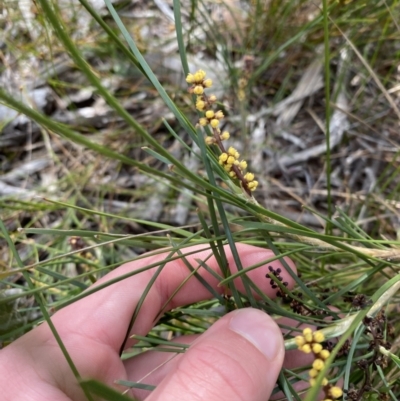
[1,0,400,400]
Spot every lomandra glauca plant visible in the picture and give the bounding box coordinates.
[185,70,346,399]
[2,0,399,398]
[183,69,400,401]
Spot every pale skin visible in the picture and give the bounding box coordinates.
[0,243,303,401]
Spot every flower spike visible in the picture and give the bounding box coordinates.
[295,328,342,400]
[186,70,258,195]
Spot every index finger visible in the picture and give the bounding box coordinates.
[52,243,297,351]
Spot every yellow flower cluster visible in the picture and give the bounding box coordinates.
[295,328,343,401]
[186,69,212,95]
[199,109,225,129]
[218,148,258,191]
[219,147,245,175]
[186,69,258,194]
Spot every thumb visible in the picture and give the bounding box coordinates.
[147,308,284,401]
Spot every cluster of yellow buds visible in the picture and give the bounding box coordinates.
[186,69,258,194]
[186,69,212,96]
[219,146,246,175]
[218,149,257,190]
[199,109,225,129]
[295,328,343,401]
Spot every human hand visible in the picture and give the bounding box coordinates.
[0,243,297,401]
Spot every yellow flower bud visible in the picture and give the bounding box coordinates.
[227,147,239,158]
[224,164,233,172]
[203,78,212,88]
[303,328,313,343]
[320,349,330,360]
[215,110,224,119]
[295,336,306,347]
[205,136,215,145]
[309,378,316,387]
[322,377,328,386]
[238,160,247,170]
[300,344,312,353]
[227,156,236,165]
[205,110,215,119]
[238,78,248,89]
[196,100,206,110]
[329,386,343,399]
[309,368,319,378]
[194,70,206,82]
[186,73,195,83]
[248,181,258,190]
[219,153,228,162]
[199,117,208,126]
[193,85,204,95]
[244,172,255,182]
[312,358,324,371]
[209,94,217,103]
[313,331,325,343]
[220,131,230,140]
[229,171,236,178]
[312,343,323,354]
[210,119,220,128]
[237,88,246,101]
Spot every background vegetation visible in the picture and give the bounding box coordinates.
[1,0,400,400]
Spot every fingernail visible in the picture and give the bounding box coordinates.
[229,308,282,361]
